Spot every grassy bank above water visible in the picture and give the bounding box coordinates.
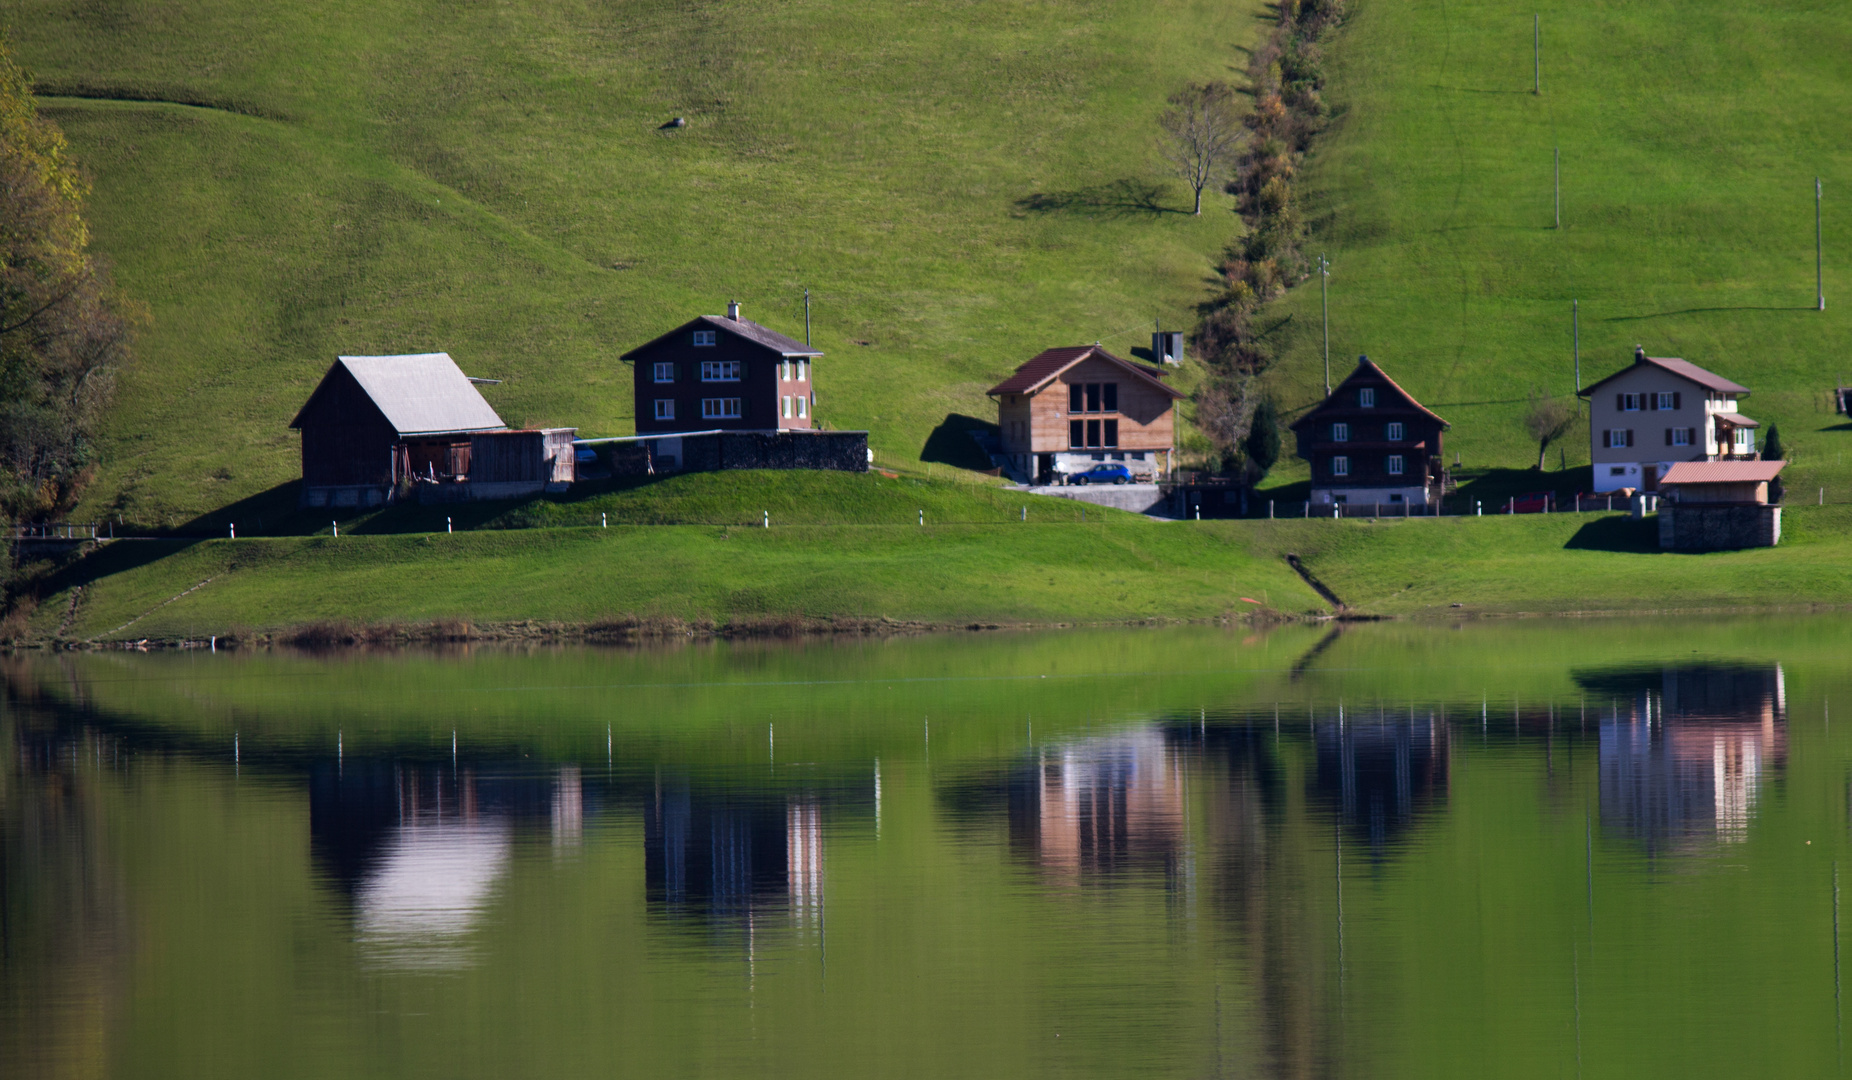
[17,482,1852,642]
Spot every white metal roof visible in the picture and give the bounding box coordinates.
[336,353,506,435]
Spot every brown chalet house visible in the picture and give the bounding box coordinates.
[987,345,1183,484]
[624,302,822,436]
[1577,346,1759,493]
[1290,356,1450,509]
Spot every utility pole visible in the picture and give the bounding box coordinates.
[1533,15,1541,94]
[1818,178,1826,312]
[1320,253,1331,394]
[1554,147,1561,228]
[804,286,813,345]
[1573,298,1581,394]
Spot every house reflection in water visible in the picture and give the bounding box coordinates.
[309,760,584,970]
[644,779,834,935]
[1576,664,1787,848]
[935,727,1188,885]
[1314,709,1450,852]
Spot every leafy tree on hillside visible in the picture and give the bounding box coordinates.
[1762,423,1785,503]
[1244,397,1281,481]
[1159,82,1243,215]
[1523,391,1578,471]
[0,35,134,523]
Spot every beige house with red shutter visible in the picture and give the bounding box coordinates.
[1578,347,1759,493]
[988,345,1183,484]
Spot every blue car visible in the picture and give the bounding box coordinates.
[1071,463,1132,485]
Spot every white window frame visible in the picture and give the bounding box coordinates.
[700,360,741,382]
[693,330,717,347]
[1671,427,1692,447]
[1359,388,1376,408]
[652,362,675,383]
[797,395,808,419]
[1331,422,1350,442]
[1657,392,1676,410]
[1331,455,1350,477]
[797,360,808,382]
[1734,428,1753,449]
[1605,428,1633,448]
[702,397,742,420]
[1621,393,1641,412]
[1387,454,1405,476]
[653,399,675,421]
[1387,422,1404,441]
[781,396,793,419]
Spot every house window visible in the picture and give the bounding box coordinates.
[1609,466,1628,477]
[797,360,808,382]
[1734,428,1754,451]
[1359,388,1376,408]
[1331,456,1350,477]
[701,360,741,382]
[654,399,675,421]
[797,396,808,419]
[1069,420,1084,449]
[782,396,793,418]
[1085,383,1102,413]
[1103,420,1118,448]
[1670,427,1692,447]
[1656,392,1678,410]
[1604,428,1635,448]
[693,330,717,347]
[1086,419,1102,448]
[1387,454,1405,476]
[1389,493,1404,503]
[1618,393,1641,411]
[653,362,676,383]
[1331,422,1350,442]
[702,397,742,419]
[1102,383,1118,412]
[1068,384,1082,413]
[1387,422,1404,441]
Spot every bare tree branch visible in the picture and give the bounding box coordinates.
[1159,82,1243,215]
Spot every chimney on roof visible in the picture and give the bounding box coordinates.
[1635,345,1646,363]
[727,301,741,321]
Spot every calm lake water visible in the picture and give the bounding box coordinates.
[3,617,1849,1079]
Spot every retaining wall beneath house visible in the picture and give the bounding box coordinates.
[1658,504,1781,550]
[610,431,869,476]
[1014,484,1175,516]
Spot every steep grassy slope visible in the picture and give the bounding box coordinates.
[1259,0,1852,492]
[13,0,1263,525]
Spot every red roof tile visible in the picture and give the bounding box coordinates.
[1578,354,1750,397]
[986,346,1178,398]
[1660,461,1785,485]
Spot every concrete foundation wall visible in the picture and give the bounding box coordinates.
[1659,504,1781,550]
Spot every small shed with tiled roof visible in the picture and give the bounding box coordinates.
[1289,355,1450,510]
[987,344,1182,484]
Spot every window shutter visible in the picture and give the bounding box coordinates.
[1647,395,1656,412]
[1673,392,1682,410]
[1626,429,1635,448]
[1689,426,1697,445]
[1616,393,1624,411]
[1664,428,1672,446]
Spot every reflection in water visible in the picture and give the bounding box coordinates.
[1029,729,1186,882]
[1314,709,1449,852]
[1576,665,1789,849]
[310,761,584,969]
[645,780,846,939]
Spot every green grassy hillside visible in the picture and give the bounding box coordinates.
[12,0,1263,527]
[1259,0,1852,494]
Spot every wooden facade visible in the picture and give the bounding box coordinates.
[624,305,823,436]
[1290,356,1449,508]
[987,345,1182,483]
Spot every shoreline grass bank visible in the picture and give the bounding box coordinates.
[12,502,1852,647]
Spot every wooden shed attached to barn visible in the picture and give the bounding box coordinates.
[290,353,514,508]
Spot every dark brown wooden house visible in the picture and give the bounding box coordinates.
[290,353,509,508]
[623,303,823,435]
[1290,356,1450,510]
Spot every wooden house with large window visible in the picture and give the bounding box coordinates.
[1577,346,1759,493]
[1290,356,1450,509]
[624,303,823,436]
[987,345,1182,484]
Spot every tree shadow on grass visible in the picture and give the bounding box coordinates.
[1015,178,1188,218]
[1562,516,1659,553]
[921,414,1000,472]
[1604,305,1817,322]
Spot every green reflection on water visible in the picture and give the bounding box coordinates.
[3,617,1849,1079]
